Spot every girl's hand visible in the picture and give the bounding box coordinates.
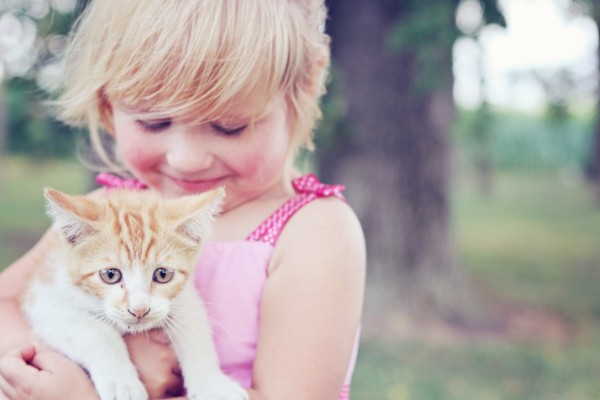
[0,344,98,400]
[125,330,184,399]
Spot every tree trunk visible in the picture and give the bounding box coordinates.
[0,83,6,196]
[323,1,466,316]
[594,3,600,203]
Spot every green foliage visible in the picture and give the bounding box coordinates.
[478,0,507,27]
[1,4,83,159]
[314,66,354,152]
[386,2,459,94]
[387,2,459,53]
[5,78,79,158]
[386,0,505,51]
[385,0,504,94]
[455,109,595,170]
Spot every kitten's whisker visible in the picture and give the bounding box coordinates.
[166,311,235,346]
[170,298,225,307]
[89,314,115,337]
[162,315,200,350]
[168,309,234,341]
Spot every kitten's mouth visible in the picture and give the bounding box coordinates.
[125,321,156,333]
[119,317,160,333]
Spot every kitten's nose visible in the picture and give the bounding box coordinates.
[128,307,151,319]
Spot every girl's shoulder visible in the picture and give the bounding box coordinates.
[269,194,366,275]
[288,173,363,238]
[288,195,362,238]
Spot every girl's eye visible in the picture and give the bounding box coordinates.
[210,122,247,137]
[100,268,122,284]
[136,118,172,132]
[153,267,174,284]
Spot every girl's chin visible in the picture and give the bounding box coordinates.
[168,177,225,194]
[152,179,226,199]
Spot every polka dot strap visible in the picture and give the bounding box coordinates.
[246,174,345,246]
[96,173,148,190]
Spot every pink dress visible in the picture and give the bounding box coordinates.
[96,173,359,399]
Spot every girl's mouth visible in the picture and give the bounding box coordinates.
[168,176,224,193]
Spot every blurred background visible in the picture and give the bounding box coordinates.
[1,0,600,399]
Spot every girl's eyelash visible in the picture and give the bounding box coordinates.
[135,118,246,136]
[136,118,172,132]
[210,122,247,136]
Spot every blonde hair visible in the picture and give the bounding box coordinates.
[56,0,330,174]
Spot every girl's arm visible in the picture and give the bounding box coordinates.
[251,198,366,400]
[0,231,101,399]
[0,229,56,354]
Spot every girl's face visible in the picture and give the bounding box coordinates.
[110,97,293,210]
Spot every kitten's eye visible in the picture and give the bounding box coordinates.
[136,118,172,132]
[153,267,174,284]
[100,268,122,284]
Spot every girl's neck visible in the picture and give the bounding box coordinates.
[211,168,298,242]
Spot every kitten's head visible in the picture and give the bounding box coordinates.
[44,187,223,333]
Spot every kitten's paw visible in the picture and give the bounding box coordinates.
[187,375,249,400]
[93,372,148,400]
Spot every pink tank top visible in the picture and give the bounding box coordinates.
[96,173,359,398]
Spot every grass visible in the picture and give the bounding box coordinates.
[0,156,90,267]
[353,338,600,400]
[353,169,600,400]
[2,157,600,399]
[454,171,600,319]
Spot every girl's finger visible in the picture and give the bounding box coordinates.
[0,350,31,385]
[17,344,37,363]
[28,349,71,373]
[0,373,16,400]
[0,351,37,398]
[149,329,171,345]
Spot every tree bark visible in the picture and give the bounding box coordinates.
[323,1,465,316]
[594,3,600,203]
[0,83,6,196]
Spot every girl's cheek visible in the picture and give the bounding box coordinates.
[242,146,286,182]
[122,144,160,171]
[115,131,160,171]
[114,127,158,169]
[236,143,270,175]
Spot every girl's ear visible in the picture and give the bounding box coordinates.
[169,188,225,244]
[304,47,330,98]
[44,188,101,246]
[97,88,115,135]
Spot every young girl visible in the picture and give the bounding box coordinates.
[0,1,365,399]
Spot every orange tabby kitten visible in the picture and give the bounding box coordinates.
[23,188,248,400]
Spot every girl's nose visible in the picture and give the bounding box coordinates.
[165,131,214,174]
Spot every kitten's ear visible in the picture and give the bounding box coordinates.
[170,188,224,244]
[44,188,101,246]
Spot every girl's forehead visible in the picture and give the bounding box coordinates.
[115,90,282,122]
